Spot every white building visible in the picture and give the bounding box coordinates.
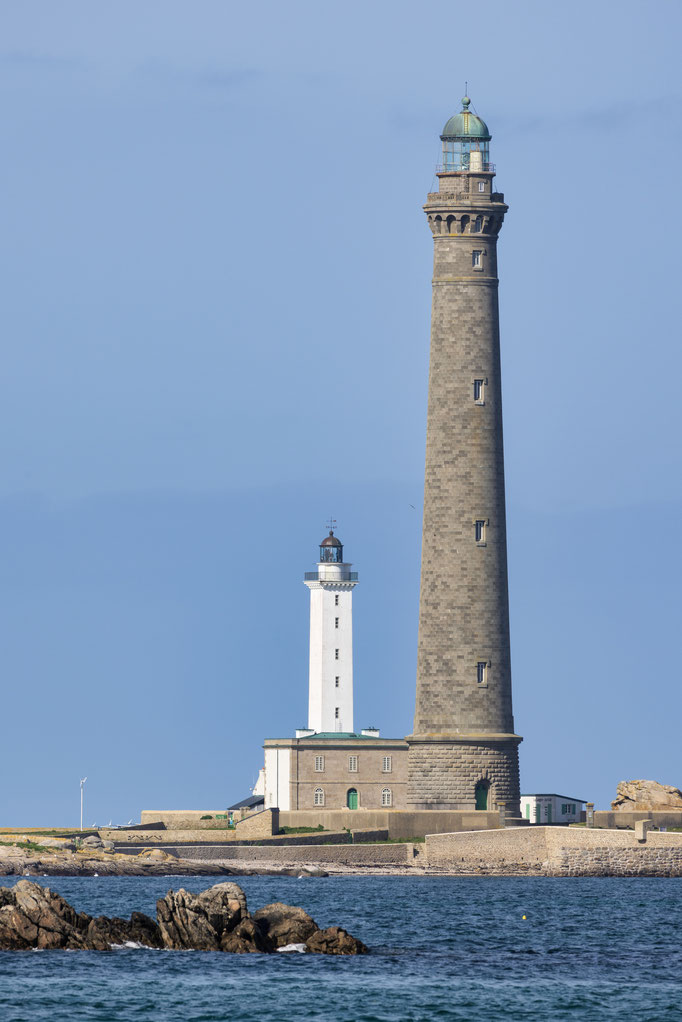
[261,526,408,812]
[521,793,586,824]
[303,528,358,734]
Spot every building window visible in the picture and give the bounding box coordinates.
[478,181,485,192]
[474,216,483,232]
[335,617,339,628]
[475,520,487,544]
[335,707,339,719]
[474,379,485,404]
[314,756,324,772]
[381,788,392,807]
[348,755,358,772]
[472,250,482,268]
[382,756,392,773]
[335,595,339,606]
[314,787,324,806]
[334,649,339,660]
[477,661,488,686]
[335,676,340,688]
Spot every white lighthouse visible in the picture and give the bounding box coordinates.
[303,525,358,734]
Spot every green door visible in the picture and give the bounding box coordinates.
[475,781,488,810]
[547,803,552,823]
[347,788,358,810]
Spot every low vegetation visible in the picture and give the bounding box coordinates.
[279,825,326,835]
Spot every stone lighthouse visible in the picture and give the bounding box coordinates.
[407,97,522,816]
[303,527,358,734]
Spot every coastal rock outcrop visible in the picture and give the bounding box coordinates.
[611,780,682,811]
[252,902,318,949]
[156,883,261,951]
[0,880,367,954]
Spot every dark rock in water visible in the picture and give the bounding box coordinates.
[86,912,164,950]
[252,902,318,950]
[0,879,367,954]
[0,880,92,949]
[156,883,263,951]
[306,926,368,955]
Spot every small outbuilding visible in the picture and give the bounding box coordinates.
[521,793,586,824]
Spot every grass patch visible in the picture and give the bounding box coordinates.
[279,825,327,834]
[0,839,55,854]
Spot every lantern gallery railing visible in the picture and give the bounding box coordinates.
[436,162,496,174]
[304,571,359,581]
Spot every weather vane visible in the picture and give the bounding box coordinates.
[326,516,337,533]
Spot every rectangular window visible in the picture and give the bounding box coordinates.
[477,661,488,685]
[382,756,392,773]
[478,181,485,192]
[335,707,339,719]
[348,755,358,772]
[334,594,339,606]
[314,787,324,806]
[475,520,486,544]
[474,379,485,404]
[335,617,339,628]
[472,250,482,268]
[335,676,340,688]
[334,649,339,660]
[314,756,324,772]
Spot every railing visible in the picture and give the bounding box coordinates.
[436,163,496,174]
[304,571,358,581]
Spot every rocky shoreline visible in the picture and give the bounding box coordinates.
[0,842,335,878]
[0,880,367,954]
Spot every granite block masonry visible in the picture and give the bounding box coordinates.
[407,97,522,814]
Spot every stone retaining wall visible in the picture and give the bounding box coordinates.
[594,810,682,830]
[157,843,415,866]
[111,828,389,849]
[425,826,682,875]
[279,809,500,839]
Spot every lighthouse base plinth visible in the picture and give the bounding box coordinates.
[406,733,522,815]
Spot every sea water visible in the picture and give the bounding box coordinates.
[0,874,681,1021]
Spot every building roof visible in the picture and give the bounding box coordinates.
[441,97,491,141]
[320,531,342,547]
[226,794,265,811]
[521,793,587,803]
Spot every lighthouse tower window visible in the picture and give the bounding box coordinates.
[474,379,486,404]
[472,250,482,268]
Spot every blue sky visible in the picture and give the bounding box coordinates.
[1,1,681,825]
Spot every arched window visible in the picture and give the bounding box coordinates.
[459,214,470,234]
[475,780,490,810]
[446,214,456,235]
[381,787,392,807]
[314,787,324,807]
[474,215,483,232]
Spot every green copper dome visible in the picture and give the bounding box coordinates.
[441,97,491,141]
